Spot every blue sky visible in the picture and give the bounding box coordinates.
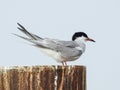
[0,0,120,90]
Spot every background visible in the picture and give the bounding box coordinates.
[0,0,119,90]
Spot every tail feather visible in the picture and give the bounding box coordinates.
[13,33,45,47]
[12,33,32,41]
[13,23,48,48]
[13,33,40,45]
[17,23,43,40]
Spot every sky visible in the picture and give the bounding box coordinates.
[0,0,120,90]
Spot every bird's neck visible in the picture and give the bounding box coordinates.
[75,40,86,53]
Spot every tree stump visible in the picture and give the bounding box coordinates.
[0,66,86,90]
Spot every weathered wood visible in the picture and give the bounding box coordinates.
[0,66,86,90]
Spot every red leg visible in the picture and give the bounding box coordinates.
[62,61,67,66]
[64,61,67,66]
[62,61,65,66]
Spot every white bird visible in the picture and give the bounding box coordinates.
[13,23,95,66]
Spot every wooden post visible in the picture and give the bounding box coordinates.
[0,66,86,90]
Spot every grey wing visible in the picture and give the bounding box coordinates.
[39,39,82,59]
[50,40,82,59]
[34,38,82,60]
[57,46,82,60]
[38,39,79,50]
[53,40,79,48]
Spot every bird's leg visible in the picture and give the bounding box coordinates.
[62,61,65,66]
[62,61,67,66]
[63,61,67,66]
[64,61,67,66]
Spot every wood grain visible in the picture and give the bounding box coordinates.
[0,66,86,90]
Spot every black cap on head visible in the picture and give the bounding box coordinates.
[72,32,88,41]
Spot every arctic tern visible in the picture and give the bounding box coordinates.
[13,23,95,66]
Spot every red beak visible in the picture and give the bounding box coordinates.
[86,38,95,42]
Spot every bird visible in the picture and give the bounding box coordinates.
[13,23,95,66]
